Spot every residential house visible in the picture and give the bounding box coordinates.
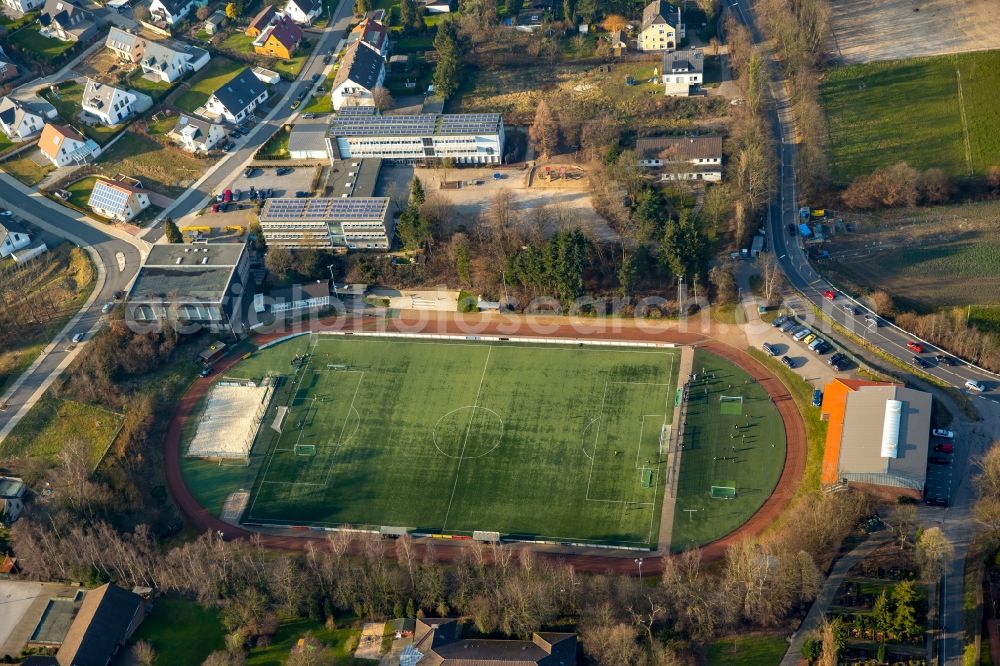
[661,47,702,96]
[820,379,932,500]
[87,178,151,222]
[0,477,26,524]
[331,40,386,111]
[0,52,19,84]
[38,0,98,42]
[148,0,200,26]
[349,17,389,57]
[203,9,226,34]
[252,15,302,60]
[168,113,225,153]
[140,40,210,83]
[0,219,33,258]
[245,3,276,36]
[81,78,136,125]
[105,26,147,62]
[400,619,577,666]
[202,67,268,123]
[2,0,42,13]
[37,123,101,166]
[635,135,722,181]
[417,0,451,13]
[609,28,627,56]
[282,0,321,24]
[55,584,145,666]
[637,0,682,52]
[0,97,45,140]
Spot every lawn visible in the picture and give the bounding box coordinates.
[1,151,55,186]
[247,617,362,666]
[220,30,254,53]
[239,336,679,546]
[95,131,208,198]
[42,82,121,145]
[301,76,334,114]
[669,349,786,552]
[128,71,174,101]
[821,51,1000,183]
[66,176,99,214]
[8,25,75,62]
[172,57,245,114]
[0,394,123,466]
[706,633,788,666]
[256,125,290,159]
[271,53,309,80]
[0,244,95,395]
[129,597,225,665]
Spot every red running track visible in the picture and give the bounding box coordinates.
[163,313,807,574]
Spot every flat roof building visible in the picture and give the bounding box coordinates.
[126,243,252,336]
[820,379,932,499]
[258,197,392,250]
[326,111,505,164]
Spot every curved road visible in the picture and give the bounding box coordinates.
[0,175,146,442]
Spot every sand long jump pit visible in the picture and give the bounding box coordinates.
[187,380,273,461]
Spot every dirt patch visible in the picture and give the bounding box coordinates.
[829,0,1000,63]
[354,622,385,661]
[415,164,617,242]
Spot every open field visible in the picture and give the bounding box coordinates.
[669,349,786,552]
[94,131,208,198]
[0,394,123,466]
[172,57,245,114]
[237,335,679,546]
[821,51,1000,183]
[128,597,225,665]
[247,617,363,666]
[817,200,1000,311]
[829,0,1000,63]
[1,150,55,186]
[706,633,787,666]
[0,244,96,395]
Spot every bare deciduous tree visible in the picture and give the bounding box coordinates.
[915,527,954,582]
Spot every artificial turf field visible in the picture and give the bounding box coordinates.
[238,335,679,546]
[669,350,786,553]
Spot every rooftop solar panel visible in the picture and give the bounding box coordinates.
[261,197,389,221]
[329,112,502,137]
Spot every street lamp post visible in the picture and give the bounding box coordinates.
[634,557,644,583]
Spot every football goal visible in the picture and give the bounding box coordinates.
[710,484,737,499]
[294,444,317,456]
[719,395,744,416]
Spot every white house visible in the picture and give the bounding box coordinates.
[661,48,702,96]
[635,135,722,181]
[38,123,101,166]
[637,0,683,52]
[87,178,151,221]
[168,114,225,153]
[106,26,148,62]
[149,0,201,26]
[0,219,32,259]
[82,78,137,125]
[2,0,42,14]
[140,40,210,83]
[0,97,45,141]
[331,41,386,111]
[202,67,268,123]
[282,0,321,24]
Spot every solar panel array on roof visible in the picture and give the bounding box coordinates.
[329,113,502,137]
[337,105,377,117]
[261,197,389,220]
[88,180,130,214]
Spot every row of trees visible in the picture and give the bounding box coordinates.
[842,162,953,209]
[433,19,462,99]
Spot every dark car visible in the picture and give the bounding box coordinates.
[911,355,931,369]
[781,355,795,369]
[276,167,294,176]
[199,366,212,378]
[113,290,126,301]
[832,357,850,371]
[779,320,798,333]
[935,354,957,366]
[925,497,949,507]
[928,456,950,466]
[295,190,311,197]
[934,443,954,454]
[323,54,332,64]
[244,167,258,178]
[811,389,822,407]
[772,315,789,328]
[828,353,845,367]
[266,188,273,198]
[311,72,321,82]
[296,90,308,101]
[813,341,832,354]
[842,303,861,316]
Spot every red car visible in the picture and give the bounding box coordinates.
[906,341,923,353]
[223,189,233,203]
[823,290,836,301]
[934,443,953,454]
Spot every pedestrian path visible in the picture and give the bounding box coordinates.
[657,344,694,555]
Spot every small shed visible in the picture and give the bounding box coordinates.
[251,66,281,85]
[204,10,226,34]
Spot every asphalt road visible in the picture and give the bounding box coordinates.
[728,1,983,662]
[144,0,357,241]
[0,176,144,441]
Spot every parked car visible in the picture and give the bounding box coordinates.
[932,428,954,439]
[813,341,832,354]
[215,193,224,202]
[291,100,301,110]
[266,188,273,198]
[808,337,826,352]
[966,379,987,392]
[823,289,836,301]
[935,354,957,366]
[811,389,822,407]
[71,332,84,343]
[843,303,861,316]
[925,497,949,507]
[322,54,332,64]
[295,190,311,197]
[276,167,294,176]
[0,210,11,216]
[928,456,950,466]
[792,328,812,342]
[772,315,789,328]
[233,188,241,201]
[781,355,795,368]
[200,366,212,378]
[911,355,931,369]
[244,167,257,178]
[296,90,307,101]
[828,353,845,367]
[311,73,321,82]
[301,113,316,119]
[762,342,778,356]
[906,340,923,353]
[223,189,233,202]
[211,203,220,213]
[780,320,798,333]
[831,356,850,371]
[934,443,954,454]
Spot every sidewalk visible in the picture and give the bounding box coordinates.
[657,344,695,555]
[780,530,894,665]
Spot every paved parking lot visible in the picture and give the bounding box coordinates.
[225,166,320,199]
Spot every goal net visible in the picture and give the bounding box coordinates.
[710,485,737,499]
[719,395,744,416]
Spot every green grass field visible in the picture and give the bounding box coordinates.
[0,394,123,467]
[129,597,225,665]
[172,57,245,114]
[669,349,786,553]
[8,25,75,61]
[235,336,679,546]
[821,51,1000,183]
[706,633,788,666]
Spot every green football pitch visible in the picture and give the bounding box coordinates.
[237,335,680,546]
[669,350,787,552]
